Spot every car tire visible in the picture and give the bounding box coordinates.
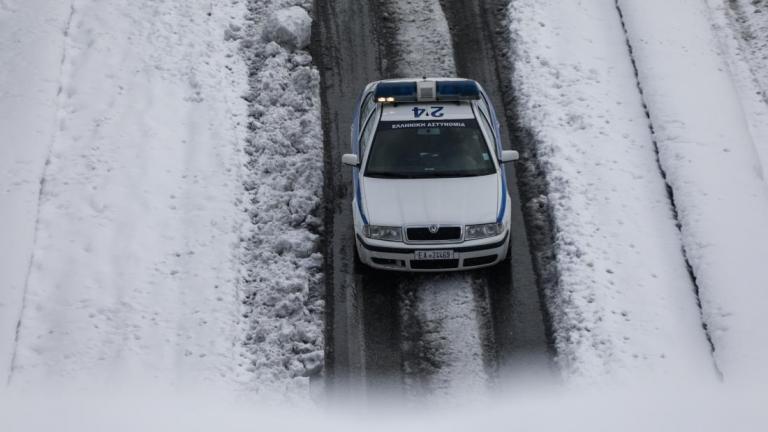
[353,240,367,272]
[493,241,512,269]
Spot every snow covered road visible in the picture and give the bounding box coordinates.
[317,0,549,400]
[317,0,493,397]
[440,0,550,383]
[385,0,493,398]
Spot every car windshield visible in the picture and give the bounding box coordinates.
[364,119,496,179]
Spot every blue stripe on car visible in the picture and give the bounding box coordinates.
[354,168,368,225]
[352,90,368,225]
[497,175,507,224]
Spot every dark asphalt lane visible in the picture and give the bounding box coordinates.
[314,0,552,398]
[313,0,406,397]
[440,0,552,378]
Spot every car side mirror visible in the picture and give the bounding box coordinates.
[500,150,520,163]
[342,154,360,166]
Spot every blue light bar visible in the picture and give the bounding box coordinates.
[436,80,480,101]
[374,82,418,102]
[373,79,481,103]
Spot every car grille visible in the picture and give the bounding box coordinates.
[410,259,460,270]
[406,226,462,242]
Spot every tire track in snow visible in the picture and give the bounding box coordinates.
[6,0,77,385]
[613,1,721,379]
[439,0,552,384]
[379,0,494,398]
[317,0,495,399]
[314,0,393,398]
[616,0,768,383]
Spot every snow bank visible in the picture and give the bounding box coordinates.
[237,0,324,396]
[507,0,716,381]
[0,0,73,381]
[7,0,249,391]
[617,0,768,384]
[262,6,312,50]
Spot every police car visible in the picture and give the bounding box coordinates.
[342,78,518,271]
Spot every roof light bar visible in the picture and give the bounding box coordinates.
[435,80,480,101]
[374,82,418,103]
[374,79,481,103]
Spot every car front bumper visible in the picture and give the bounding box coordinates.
[355,231,509,272]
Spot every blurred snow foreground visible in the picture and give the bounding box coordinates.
[262,6,312,50]
[1,382,767,432]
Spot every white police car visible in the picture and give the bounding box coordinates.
[342,78,518,271]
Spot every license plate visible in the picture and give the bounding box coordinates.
[414,250,454,260]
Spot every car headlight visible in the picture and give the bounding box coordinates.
[363,225,403,242]
[465,223,503,240]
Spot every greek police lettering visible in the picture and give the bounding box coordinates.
[391,122,427,129]
[388,121,467,129]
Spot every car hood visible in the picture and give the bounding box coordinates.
[361,175,499,226]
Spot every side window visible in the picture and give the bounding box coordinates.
[476,108,498,157]
[359,92,376,129]
[478,93,492,124]
[359,107,378,156]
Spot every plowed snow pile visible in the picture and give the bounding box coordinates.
[238,0,324,396]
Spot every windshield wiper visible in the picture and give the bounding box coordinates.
[364,172,418,179]
[427,171,495,178]
[366,171,495,179]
